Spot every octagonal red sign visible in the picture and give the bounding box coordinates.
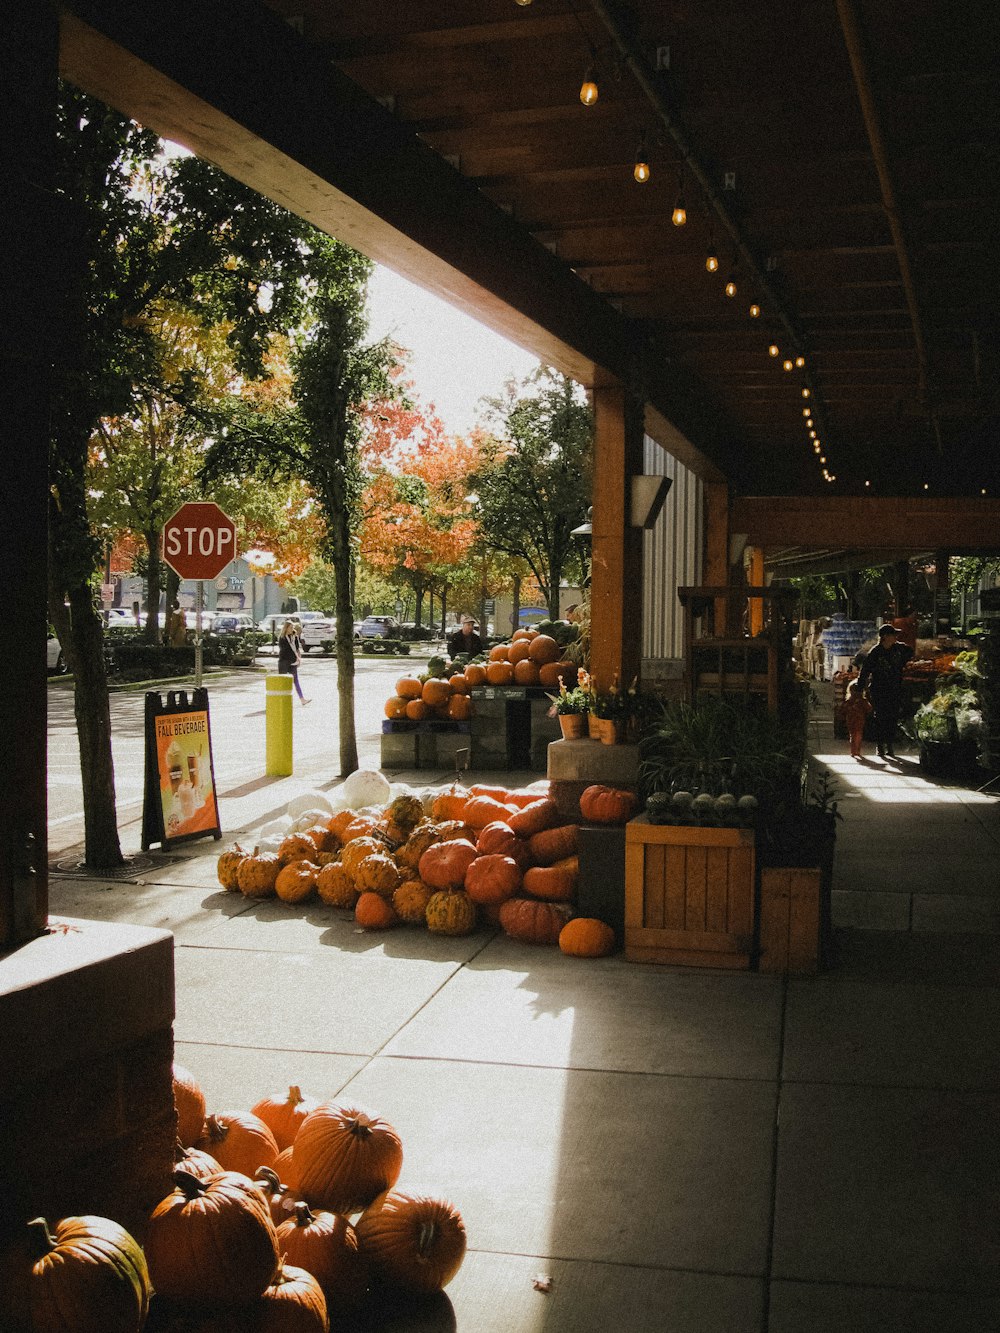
[162,502,237,581]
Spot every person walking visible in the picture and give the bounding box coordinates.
[164,599,188,647]
[447,615,483,660]
[843,677,872,760]
[857,624,912,759]
[277,619,309,704]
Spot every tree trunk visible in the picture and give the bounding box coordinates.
[335,550,358,777]
[144,526,162,644]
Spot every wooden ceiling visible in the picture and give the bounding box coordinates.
[254,0,998,499]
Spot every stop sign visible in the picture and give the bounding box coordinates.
[162,502,238,581]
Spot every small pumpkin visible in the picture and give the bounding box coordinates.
[579,784,639,824]
[278,832,320,866]
[461,794,510,830]
[464,854,522,906]
[276,1203,368,1310]
[508,797,560,838]
[463,663,488,687]
[356,1190,467,1293]
[397,821,442,869]
[315,862,359,909]
[395,677,424,700]
[355,892,399,930]
[384,695,409,719]
[355,852,402,898]
[275,859,320,904]
[418,839,478,890]
[528,823,578,865]
[258,1261,329,1332]
[252,1085,319,1151]
[523,863,576,902]
[425,890,478,936]
[559,917,616,958]
[196,1111,280,1177]
[173,1062,207,1147]
[237,849,281,898]
[292,1103,403,1214]
[392,878,434,924]
[498,897,572,945]
[145,1169,279,1306]
[217,843,247,891]
[339,836,385,879]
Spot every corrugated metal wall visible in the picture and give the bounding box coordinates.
[642,436,703,662]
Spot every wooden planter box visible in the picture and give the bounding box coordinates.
[758,867,822,974]
[624,817,755,969]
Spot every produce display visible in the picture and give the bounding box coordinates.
[381,621,582,724]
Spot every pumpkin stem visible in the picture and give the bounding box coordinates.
[293,1202,315,1227]
[288,1085,303,1106]
[172,1168,208,1199]
[204,1114,226,1141]
[348,1111,373,1137]
[255,1166,281,1195]
[417,1220,437,1257]
[26,1218,57,1260]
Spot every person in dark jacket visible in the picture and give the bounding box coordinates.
[277,618,309,704]
[857,624,912,759]
[447,615,483,660]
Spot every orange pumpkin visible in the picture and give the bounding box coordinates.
[508,797,560,837]
[196,1112,280,1177]
[418,839,478,890]
[356,1190,466,1294]
[559,917,616,958]
[507,639,531,663]
[275,860,319,904]
[579,784,639,824]
[475,819,515,854]
[464,663,488,687]
[258,1261,329,1330]
[528,823,578,865]
[355,892,399,930]
[173,1063,207,1147]
[538,660,577,688]
[430,785,469,821]
[488,643,510,661]
[462,794,511,829]
[293,1103,403,1214]
[384,695,409,719]
[523,864,576,902]
[485,661,514,686]
[252,1087,319,1152]
[465,854,522,905]
[469,784,509,802]
[395,677,424,699]
[404,699,429,721]
[513,659,540,685]
[511,628,533,641]
[447,694,472,721]
[498,897,572,945]
[449,673,471,694]
[527,634,561,664]
[422,678,452,708]
[276,1204,368,1310]
[278,832,319,866]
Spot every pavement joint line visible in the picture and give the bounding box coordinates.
[369,1051,783,1085]
[760,976,789,1333]
[457,1247,767,1281]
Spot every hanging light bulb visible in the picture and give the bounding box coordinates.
[820,455,827,464]
[515,0,533,7]
[749,303,761,318]
[725,274,737,297]
[802,406,811,416]
[579,66,599,106]
[769,344,781,358]
[813,443,821,453]
[795,355,805,368]
[671,171,686,225]
[809,430,816,439]
[634,133,650,183]
[706,252,719,273]
[801,387,811,398]
[782,359,794,372]
[865,480,871,488]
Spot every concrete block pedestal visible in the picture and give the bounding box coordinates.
[546,737,640,819]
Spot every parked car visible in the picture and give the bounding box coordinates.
[299,615,336,651]
[47,631,66,674]
[358,615,401,640]
[212,613,255,636]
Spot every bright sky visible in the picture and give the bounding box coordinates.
[366,265,540,435]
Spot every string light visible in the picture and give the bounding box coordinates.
[802,406,811,416]
[671,171,687,225]
[795,355,805,368]
[865,480,871,488]
[782,359,794,372]
[633,132,650,183]
[706,252,719,273]
[725,274,737,297]
[579,66,599,106]
[809,429,816,438]
[769,344,781,358]
[515,0,532,7]
[749,303,761,318]
[801,387,811,398]
[820,455,827,464]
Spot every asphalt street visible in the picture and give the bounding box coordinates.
[46,648,435,858]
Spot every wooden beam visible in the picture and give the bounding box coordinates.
[733,497,1000,550]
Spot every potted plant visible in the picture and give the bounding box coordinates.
[546,673,590,739]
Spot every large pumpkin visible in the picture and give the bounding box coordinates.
[447,693,472,721]
[418,839,478,890]
[196,1111,280,1177]
[463,663,488,687]
[528,823,578,865]
[145,1169,279,1306]
[405,699,429,721]
[355,892,399,930]
[464,854,522,906]
[252,1085,319,1152]
[488,643,510,661]
[498,897,572,945]
[508,797,560,838]
[559,917,616,958]
[507,638,531,664]
[395,676,423,700]
[421,678,452,708]
[579,784,639,824]
[384,695,409,720]
[172,1062,207,1147]
[276,1204,368,1310]
[522,864,576,902]
[292,1104,403,1214]
[527,633,561,664]
[15,1215,151,1333]
[512,659,541,686]
[425,890,478,935]
[485,660,514,686]
[356,1190,467,1294]
[258,1262,329,1332]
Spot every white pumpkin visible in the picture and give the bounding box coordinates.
[286,790,334,820]
[340,768,391,809]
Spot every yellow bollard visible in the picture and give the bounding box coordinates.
[266,674,293,775]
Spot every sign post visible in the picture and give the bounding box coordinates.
[161,502,238,688]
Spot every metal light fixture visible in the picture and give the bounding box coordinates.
[579,66,599,106]
[633,133,650,183]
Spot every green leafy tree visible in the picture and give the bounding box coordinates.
[472,370,593,619]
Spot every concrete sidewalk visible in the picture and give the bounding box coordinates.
[46,745,1000,1331]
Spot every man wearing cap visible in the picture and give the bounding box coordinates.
[857,624,913,760]
[447,615,483,660]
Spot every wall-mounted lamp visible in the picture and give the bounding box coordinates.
[631,475,673,529]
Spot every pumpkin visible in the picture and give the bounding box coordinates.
[464,854,522,906]
[435,819,476,842]
[254,1165,299,1228]
[395,677,423,700]
[523,864,576,902]
[237,849,281,898]
[274,1147,300,1192]
[488,643,510,661]
[447,693,473,721]
[498,897,572,945]
[526,633,561,664]
[430,785,469,821]
[276,1204,368,1310]
[11,1214,151,1333]
[469,783,509,802]
[463,663,488,686]
[252,1086,319,1152]
[397,821,442,869]
[356,1190,467,1294]
[392,878,434,924]
[505,787,551,809]
[278,832,320,866]
[474,820,514,855]
[292,1104,403,1214]
[386,793,424,832]
[384,695,409,719]
[559,917,616,958]
[258,1261,329,1332]
[174,1143,223,1181]
[327,810,361,840]
[508,797,560,837]
[485,660,514,685]
[315,862,359,909]
[507,638,531,664]
[276,859,319,904]
[173,1062,207,1147]
[511,628,533,641]
[512,659,541,685]
[404,699,430,721]
[217,843,247,891]
[355,892,399,930]
[418,839,478,890]
[528,823,578,865]
[461,794,511,829]
[339,815,378,843]
[304,824,338,854]
[579,784,639,824]
[448,673,470,694]
[354,852,402,898]
[538,660,576,687]
[421,678,452,708]
[196,1111,280,1177]
[425,890,478,936]
[339,836,384,879]
[145,1169,279,1306]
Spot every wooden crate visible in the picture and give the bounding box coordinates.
[758,867,822,974]
[624,817,755,968]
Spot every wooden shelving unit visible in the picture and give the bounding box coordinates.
[677,586,797,715]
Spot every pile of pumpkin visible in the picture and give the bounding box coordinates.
[383,627,580,723]
[218,780,636,955]
[3,1065,466,1332]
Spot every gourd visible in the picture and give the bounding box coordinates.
[145,1169,279,1306]
[522,864,576,902]
[303,824,338,854]
[339,836,384,879]
[275,1204,368,1310]
[579,784,638,824]
[258,1262,329,1332]
[196,1111,279,1177]
[385,793,424,832]
[354,852,402,898]
[13,1214,151,1333]
[355,892,399,930]
[173,1062,207,1146]
[315,862,359,909]
[237,849,281,898]
[559,917,616,958]
[292,1103,403,1214]
[425,890,478,936]
[508,798,560,837]
[217,844,247,891]
[528,823,578,865]
[278,832,320,866]
[397,821,442,869]
[392,878,434,924]
[275,860,319,904]
[356,1190,467,1294]
[252,1085,319,1151]
[418,839,478,890]
[464,854,522,906]
[498,897,572,945]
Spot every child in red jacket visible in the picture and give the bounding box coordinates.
[843,677,872,759]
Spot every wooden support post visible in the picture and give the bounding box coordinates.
[703,482,730,635]
[589,384,644,692]
[747,547,765,635]
[759,868,822,974]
